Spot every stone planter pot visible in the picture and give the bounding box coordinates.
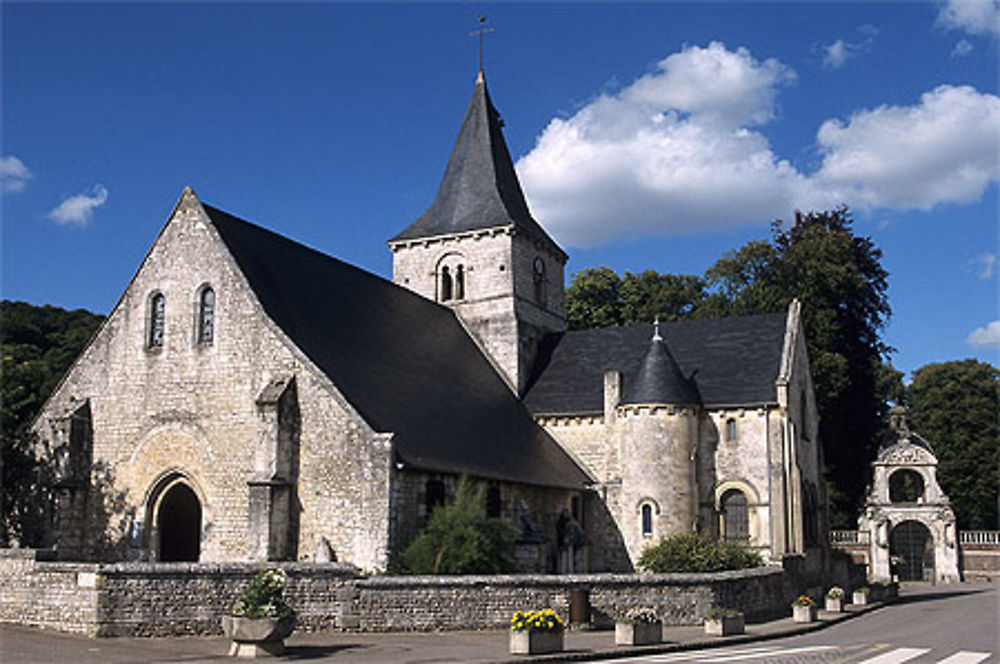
[852,590,869,606]
[704,614,744,636]
[222,615,296,658]
[509,629,564,655]
[615,620,662,645]
[792,604,817,623]
[825,597,843,612]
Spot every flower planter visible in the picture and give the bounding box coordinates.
[852,590,869,606]
[509,629,564,655]
[704,614,744,636]
[222,615,296,658]
[615,620,662,645]
[824,597,843,613]
[792,605,817,623]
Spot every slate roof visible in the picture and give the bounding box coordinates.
[390,73,565,260]
[523,314,790,415]
[627,333,701,405]
[203,202,590,490]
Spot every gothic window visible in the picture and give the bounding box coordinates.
[485,485,501,518]
[198,287,215,344]
[721,489,749,541]
[148,293,165,348]
[425,479,445,516]
[440,267,453,302]
[641,503,653,536]
[455,265,465,300]
[726,418,738,442]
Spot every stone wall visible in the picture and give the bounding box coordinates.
[0,550,803,637]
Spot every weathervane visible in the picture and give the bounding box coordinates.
[469,16,494,73]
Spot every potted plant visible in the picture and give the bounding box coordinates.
[704,608,745,636]
[791,595,817,623]
[615,607,662,646]
[825,586,845,612]
[222,568,297,658]
[509,609,565,655]
[852,586,870,606]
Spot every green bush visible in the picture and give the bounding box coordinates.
[400,477,518,574]
[638,534,763,573]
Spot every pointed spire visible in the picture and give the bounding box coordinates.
[627,326,700,406]
[390,74,565,260]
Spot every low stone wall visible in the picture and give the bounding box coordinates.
[0,549,798,637]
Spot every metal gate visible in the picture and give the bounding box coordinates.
[890,520,934,581]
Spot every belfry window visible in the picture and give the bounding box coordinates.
[455,265,465,300]
[437,254,467,303]
[148,293,165,348]
[198,287,215,344]
[440,267,453,302]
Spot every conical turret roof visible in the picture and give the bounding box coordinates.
[391,73,564,259]
[626,324,701,405]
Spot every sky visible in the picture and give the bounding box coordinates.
[2,1,998,378]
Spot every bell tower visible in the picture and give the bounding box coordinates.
[388,72,567,394]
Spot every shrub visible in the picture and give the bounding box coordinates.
[638,534,763,573]
[230,569,295,620]
[510,609,564,632]
[400,477,518,574]
[704,607,742,620]
[620,607,660,624]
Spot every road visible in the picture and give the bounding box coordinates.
[595,583,999,664]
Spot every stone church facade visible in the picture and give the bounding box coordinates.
[33,72,827,573]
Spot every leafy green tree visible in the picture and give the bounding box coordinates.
[907,360,999,529]
[565,267,623,330]
[621,271,707,325]
[638,534,762,573]
[1,300,104,544]
[400,477,519,574]
[698,209,891,526]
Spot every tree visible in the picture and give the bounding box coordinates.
[699,208,891,526]
[565,267,706,330]
[0,300,104,544]
[565,267,623,330]
[400,477,519,574]
[907,360,999,530]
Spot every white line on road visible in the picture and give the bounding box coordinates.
[697,645,839,662]
[934,652,992,664]
[856,648,932,664]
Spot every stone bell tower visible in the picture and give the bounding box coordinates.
[388,71,567,395]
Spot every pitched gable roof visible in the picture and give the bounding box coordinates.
[523,313,789,415]
[202,202,590,489]
[390,73,564,260]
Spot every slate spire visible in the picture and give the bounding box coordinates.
[627,322,700,405]
[391,73,563,257]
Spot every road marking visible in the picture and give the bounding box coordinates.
[935,652,992,664]
[608,645,781,663]
[856,648,932,664]
[698,645,839,662]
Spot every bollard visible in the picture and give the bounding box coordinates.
[568,588,590,627]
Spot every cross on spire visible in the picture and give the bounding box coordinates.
[469,16,494,74]
[652,317,662,342]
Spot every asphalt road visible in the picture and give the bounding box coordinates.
[595,582,999,664]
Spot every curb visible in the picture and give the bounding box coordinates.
[490,601,890,663]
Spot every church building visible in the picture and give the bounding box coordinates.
[33,71,827,573]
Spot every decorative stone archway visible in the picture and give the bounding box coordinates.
[858,407,960,583]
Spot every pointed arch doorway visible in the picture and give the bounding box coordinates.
[151,475,202,562]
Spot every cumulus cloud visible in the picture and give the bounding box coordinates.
[822,27,877,69]
[48,185,109,226]
[967,320,1000,347]
[813,85,1000,210]
[0,155,33,193]
[951,38,975,56]
[516,42,821,246]
[937,0,1000,37]
[517,42,999,247]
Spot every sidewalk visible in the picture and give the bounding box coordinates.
[0,603,883,664]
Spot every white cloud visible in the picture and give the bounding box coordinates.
[518,42,999,247]
[951,38,975,56]
[47,185,109,226]
[972,252,997,279]
[821,26,878,69]
[937,0,1000,37]
[0,155,33,193]
[967,320,1000,347]
[823,40,850,69]
[813,85,1000,210]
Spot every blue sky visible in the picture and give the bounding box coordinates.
[3,2,998,378]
